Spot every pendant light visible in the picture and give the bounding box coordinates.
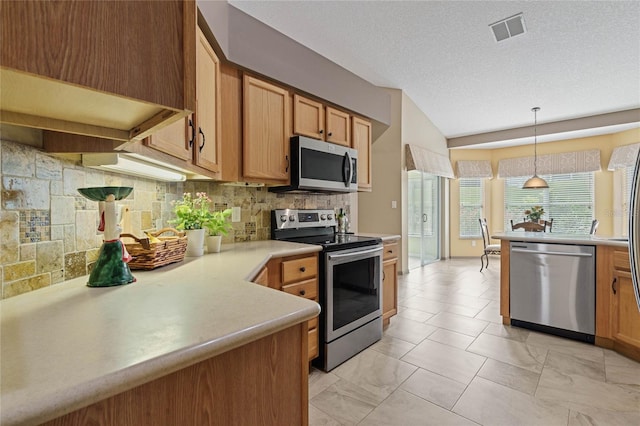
[522,107,549,189]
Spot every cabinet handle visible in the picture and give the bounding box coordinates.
[300,267,306,272]
[300,289,306,296]
[612,277,617,295]
[383,271,386,281]
[319,129,323,134]
[198,127,205,153]
[285,155,289,173]
[188,119,195,148]
[387,249,393,253]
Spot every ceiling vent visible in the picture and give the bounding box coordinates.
[490,13,526,42]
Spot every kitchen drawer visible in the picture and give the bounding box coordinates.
[282,256,317,284]
[282,278,318,300]
[383,242,398,261]
[308,316,318,331]
[308,327,319,360]
[613,249,630,271]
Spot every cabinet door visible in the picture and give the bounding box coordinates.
[145,117,191,160]
[293,94,325,140]
[382,259,398,322]
[192,27,221,174]
[611,271,640,350]
[243,75,290,181]
[326,107,351,146]
[352,116,372,191]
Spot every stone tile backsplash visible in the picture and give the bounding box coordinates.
[0,139,352,299]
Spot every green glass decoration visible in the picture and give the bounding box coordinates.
[87,240,136,287]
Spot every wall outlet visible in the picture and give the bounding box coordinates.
[471,240,476,247]
[231,207,241,222]
[391,200,397,209]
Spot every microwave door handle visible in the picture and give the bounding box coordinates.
[343,151,353,187]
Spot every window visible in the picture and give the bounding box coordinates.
[504,172,594,234]
[620,164,635,236]
[459,178,483,238]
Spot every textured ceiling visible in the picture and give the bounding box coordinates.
[228,0,640,145]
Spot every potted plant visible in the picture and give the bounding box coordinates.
[169,192,212,257]
[204,208,232,253]
[524,205,545,223]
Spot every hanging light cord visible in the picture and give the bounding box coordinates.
[532,106,540,175]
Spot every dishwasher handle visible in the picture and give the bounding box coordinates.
[511,248,593,258]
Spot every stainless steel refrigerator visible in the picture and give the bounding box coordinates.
[628,151,640,312]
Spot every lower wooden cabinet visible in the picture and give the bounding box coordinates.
[382,240,399,326]
[258,253,320,361]
[595,245,640,362]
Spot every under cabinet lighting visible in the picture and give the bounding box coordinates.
[82,153,187,182]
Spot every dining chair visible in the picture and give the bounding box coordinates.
[543,218,553,232]
[510,220,546,232]
[479,218,501,272]
[590,219,599,235]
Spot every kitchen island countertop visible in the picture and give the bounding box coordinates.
[1,240,321,426]
[492,232,629,248]
[357,232,401,242]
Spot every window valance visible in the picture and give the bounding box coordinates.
[456,160,493,178]
[405,144,454,178]
[498,149,601,178]
[607,143,640,170]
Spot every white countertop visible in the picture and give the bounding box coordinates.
[357,232,401,242]
[0,240,322,426]
[492,232,630,248]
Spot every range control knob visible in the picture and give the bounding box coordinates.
[289,215,296,222]
[280,215,288,223]
[327,214,333,221]
[320,214,327,220]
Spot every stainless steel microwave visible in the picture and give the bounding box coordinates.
[269,136,358,193]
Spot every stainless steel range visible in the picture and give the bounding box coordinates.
[271,209,383,371]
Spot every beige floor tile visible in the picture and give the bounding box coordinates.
[473,301,503,323]
[400,368,467,410]
[395,307,433,322]
[544,350,605,381]
[383,316,438,344]
[309,367,340,398]
[332,349,417,401]
[402,339,486,384]
[604,349,640,386]
[427,328,475,350]
[477,358,541,395]
[453,376,569,426]
[360,389,477,426]
[483,322,530,342]
[398,295,450,314]
[526,331,604,364]
[370,334,416,359]
[454,283,492,297]
[426,311,489,337]
[308,404,342,426]
[536,367,640,413]
[310,379,379,425]
[569,407,640,426]
[467,332,548,373]
[443,303,484,318]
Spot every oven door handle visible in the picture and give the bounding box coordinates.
[327,246,382,260]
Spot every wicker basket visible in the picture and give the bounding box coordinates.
[123,228,187,270]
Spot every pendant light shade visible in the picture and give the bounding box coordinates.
[522,107,549,189]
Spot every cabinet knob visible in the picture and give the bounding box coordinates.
[319,129,324,134]
[300,266,306,272]
[328,132,333,137]
[300,289,306,296]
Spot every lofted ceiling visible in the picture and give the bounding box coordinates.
[227,0,640,148]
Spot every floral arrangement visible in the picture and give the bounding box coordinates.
[204,208,233,236]
[525,206,545,222]
[169,192,212,230]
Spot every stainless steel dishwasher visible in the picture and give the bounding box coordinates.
[510,242,596,343]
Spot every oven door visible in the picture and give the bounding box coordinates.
[325,245,383,342]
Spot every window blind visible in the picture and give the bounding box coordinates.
[504,172,594,234]
[459,178,483,238]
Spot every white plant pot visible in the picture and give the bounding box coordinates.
[206,235,222,253]
[185,229,205,257]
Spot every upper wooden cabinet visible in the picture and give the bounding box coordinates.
[0,0,196,142]
[243,75,290,182]
[293,95,351,146]
[192,27,222,174]
[352,116,373,191]
[145,116,191,161]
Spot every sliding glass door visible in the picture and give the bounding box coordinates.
[408,170,440,269]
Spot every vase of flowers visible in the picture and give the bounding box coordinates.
[524,206,545,223]
[204,208,232,253]
[169,192,212,257]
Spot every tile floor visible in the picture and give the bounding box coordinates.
[308,258,640,425]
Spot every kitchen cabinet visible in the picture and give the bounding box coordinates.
[0,0,196,142]
[382,240,399,326]
[243,75,290,182]
[352,116,373,191]
[264,253,320,361]
[293,94,351,146]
